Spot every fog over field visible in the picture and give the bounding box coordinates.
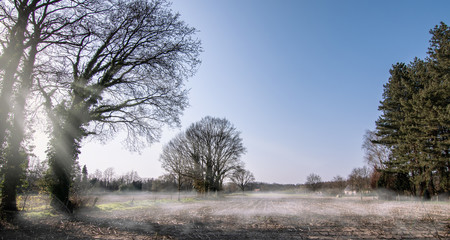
[2,193,448,239]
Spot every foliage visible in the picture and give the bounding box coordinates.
[375,22,449,198]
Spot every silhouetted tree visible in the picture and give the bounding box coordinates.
[348,166,371,200]
[160,132,191,198]
[103,167,115,188]
[38,0,200,210]
[331,175,347,194]
[230,166,255,192]
[81,165,88,183]
[305,173,322,192]
[91,169,102,181]
[0,0,94,212]
[121,170,140,186]
[160,116,246,193]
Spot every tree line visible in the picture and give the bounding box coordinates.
[364,22,449,199]
[0,0,201,213]
[22,158,255,194]
[304,169,369,198]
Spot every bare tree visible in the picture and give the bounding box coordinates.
[348,166,371,200]
[185,116,246,193]
[103,167,115,188]
[37,0,201,210]
[230,166,255,192]
[305,173,322,192]
[91,169,103,180]
[362,130,391,170]
[122,170,140,185]
[332,175,347,195]
[160,132,192,199]
[25,156,48,192]
[160,116,246,194]
[0,0,42,146]
[0,0,94,212]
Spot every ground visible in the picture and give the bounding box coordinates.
[0,193,449,239]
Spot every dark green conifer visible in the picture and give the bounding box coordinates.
[375,22,449,198]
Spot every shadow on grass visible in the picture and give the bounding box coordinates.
[0,208,309,240]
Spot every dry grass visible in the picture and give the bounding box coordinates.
[1,193,449,239]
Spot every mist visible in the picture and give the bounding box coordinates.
[6,191,447,239]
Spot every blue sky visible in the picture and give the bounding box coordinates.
[62,0,450,184]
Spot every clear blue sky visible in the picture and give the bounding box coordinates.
[44,0,450,184]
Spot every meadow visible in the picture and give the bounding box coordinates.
[1,192,449,239]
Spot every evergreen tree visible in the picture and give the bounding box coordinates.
[82,165,88,183]
[375,22,449,198]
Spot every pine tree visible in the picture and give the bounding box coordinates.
[375,22,449,198]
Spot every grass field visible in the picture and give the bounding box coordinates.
[1,192,449,239]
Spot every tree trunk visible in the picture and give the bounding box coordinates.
[0,41,38,212]
[47,112,84,212]
[177,173,181,201]
[49,151,74,212]
[206,164,213,193]
[1,166,21,212]
[0,2,34,149]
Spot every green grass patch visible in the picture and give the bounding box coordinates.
[180,197,196,203]
[95,197,198,212]
[23,210,58,218]
[96,200,155,211]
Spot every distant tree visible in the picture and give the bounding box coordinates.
[362,130,390,170]
[23,156,48,193]
[332,175,347,193]
[17,157,47,211]
[81,165,88,183]
[230,166,255,192]
[103,167,115,188]
[185,117,246,193]
[348,166,371,200]
[121,170,141,185]
[160,133,191,199]
[149,174,178,192]
[305,173,322,192]
[160,116,246,193]
[369,170,381,189]
[91,169,103,181]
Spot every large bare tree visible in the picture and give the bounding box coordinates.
[0,0,94,212]
[160,132,193,199]
[160,116,246,193]
[37,0,201,210]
